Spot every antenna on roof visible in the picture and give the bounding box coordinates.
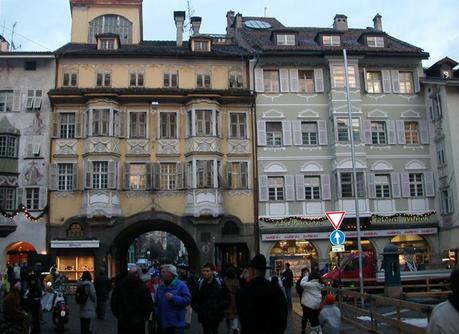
[10,22,17,51]
[264,6,268,17]
[184,0,195,39]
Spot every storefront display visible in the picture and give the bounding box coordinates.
[328,239,375,269]
[390,235,431,271]
[57,255,94,281]
[270,240,318,278]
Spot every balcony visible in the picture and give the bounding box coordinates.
[185,188,224,217]
[84,137,120,155]
[186,136,222,156]
[81,190,121,218]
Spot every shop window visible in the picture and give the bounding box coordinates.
[57,256,94,281]
[67,223,84,238]
[391,234,431,271]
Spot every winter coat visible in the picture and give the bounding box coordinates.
[223,277,240,319]
[94,275,112,301]
[192,278,230,325]
[426,295,459,334]
[111,275,153,333]
[78,280,97,319]
[300,277,323,310]
[281,268,294,288]
[236,276,288,334]
[2,289,30,334]
[319,304,341,334]
[155,277,191,329]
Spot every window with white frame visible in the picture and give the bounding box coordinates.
[399,71,414,94]
[0,91,13,112]
[129,112,146,138]
[91,109,110,136]
[367,36,384,48]
[129,163,147,190]
[0,187,15,210]
[437,141,446,166]
[430,93,442,121]
[96,71,111,87]
[409,173,424,197]
[263,70,280,93]
[301,122,318,145]
[195,110,213,136]
[63,72,77,87]
[196,160,214,188]
[371,121,386,145]
[332,65,356,88]
[26,90,42,110]
[164,72,178,88]
[25,187,40,210]
[160,112,177,139]
[58,163,74,191]
[229,71,244,88]
[323,35,341,46]
[404,121,419,144]
[266,122,282,146]
[441,189,453,214]
[92,161,109,189]
[227,162,248,189]
[375,174,391,198]
[268,177,284,201]
[230,113,247,138]
[60,113,76,139]
[299,70,314,93]
[340,172,365,198]
[196,72,211,88]
[304,176,320,199]
[100,38,115,50]
[160,163,176,190]
[366,71,382,93]
[129,71,144,87]
[276,34,295,46]
[337,118,360,143]
[0,135,17,158]
[193,40,210,52]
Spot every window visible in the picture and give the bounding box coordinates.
[366,71,382,94]
[160,163,176,190]
[129,112,146,138]
[299,70,314,93]
[196,160,214,188]
[0,135,17,158]
[0,187,15,210]
[266,122,282,146]
[159,113,177,139]
[164,72,178,88]
[437,142,446,166]
[58,164,74,191]
[399,71,414,94]
[227,162,248,189]
[430,93,442,121]
[340,172,365,198]
[24,61,36,71]
[301,122,318,145]
[129,71,144,87]
[129,164,147,190]
[92,162,108,189]
[25,188,40,210]
[441,189,453,214]
[375,174,390,198]
[195,110,213,136]
[197,72,211,88]
[323,35,341,46]
[88,14,132,44]
[333,65,356,88]
[371,121,386,145]
[268,177,284,201]
[26,90,42,110]
[194,40,210,52]
[277,34,295,46]
[67,224,84,238]
[230,113,247,138]
[229,71,243,88]
[304,176,320,200]
[367,36,384,48]
[91,109,110,136]
[59,113,75,139]
[100,39,115,50]
[96,71,111,87]
[63,72,77,87]
[337,118,360,143]
[409,173,424,197]
[0,90,13,112]
[404,121,419,144]
[263,70,280,93]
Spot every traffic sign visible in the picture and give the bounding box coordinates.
[326,211,346,230]
[332,245,345,252]
[330,230,346,246]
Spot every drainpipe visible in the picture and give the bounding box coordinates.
[251,55,260,255]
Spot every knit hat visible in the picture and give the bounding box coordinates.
[161,264,177,276]
[324,294,336,305]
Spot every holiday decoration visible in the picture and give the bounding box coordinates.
[0,204,48,222]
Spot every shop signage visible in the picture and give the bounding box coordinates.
[332,245,345,252]
[371,215,433,224]
[259,218,327,227]
[50,240,100,249]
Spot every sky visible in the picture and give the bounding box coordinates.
[0,0,458,67]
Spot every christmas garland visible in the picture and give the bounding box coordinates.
[0,204,48,222]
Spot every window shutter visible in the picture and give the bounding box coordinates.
[255,68,264,92]
[424,171,435,197]
[176,162,185,190]
[72,163,78,190]
[363,120,372,144]
[282,120,292,146]
[258,175,268,202]
[124,163,130,190]
[336,173,342,199]
[119,111,127,138]
[289,69,299,93]
[51,113,60,138]
[292,120,302,145]
[413,70,421,93]
[391,70,400,93]
[295,175,305,200]
[396,120,406,144]
[367,173,376,199]
[12,90,22,112]
[401,172,410,198]
[49,163,58,191]
[108,161,118,189]
[314,68,324,93]
[321,174,331,200]
[280,68,289,92]
[85,160,92,189]
[226,163,233,189]
[419,120,429,144]
[382,70,392,93]
[145,162,152,190]
[285,175,295,201]
[151,163,160,190]
[391,172,401,198]
[363,68,368,93]
[33,93,42,109]
[354,65,361,89]
[39,187,47,209]
[16,188,24,207]
[75,112,83,138]
[318,120,328,145]
[257,121,267,146]
[386,120,396,144]
[26,141,34,158]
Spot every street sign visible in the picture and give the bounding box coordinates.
[332,245,345,252]
[330,230,346,246]
[326,211,346,230]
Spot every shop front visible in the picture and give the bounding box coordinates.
[270,240,318,278]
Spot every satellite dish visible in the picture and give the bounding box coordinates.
[244,20,272,30]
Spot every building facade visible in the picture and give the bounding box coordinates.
[47,0,256,278]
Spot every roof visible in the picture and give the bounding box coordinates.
[70,0,142,5]
[0,51,54,59]
[425,57,459,76]
[0,116,20,134]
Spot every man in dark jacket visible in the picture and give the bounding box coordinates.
[281,262,294,309]
[236,254,288,334]
[111,266,153,333]
[94,268,112,320]
[192,263,230,334]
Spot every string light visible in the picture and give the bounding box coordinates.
[0,204,48,222]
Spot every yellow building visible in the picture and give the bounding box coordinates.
[48,0,256,278]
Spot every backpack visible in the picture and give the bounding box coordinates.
[295,277,303,297]
[198,277,223,290]
[75,284,89,305]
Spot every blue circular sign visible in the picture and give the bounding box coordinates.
[330,230,345,246]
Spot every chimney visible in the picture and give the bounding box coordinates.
[226,11,235,35]
[0,37,10,52]
[174,11,185,47]
[235,13,243,29]
[333,14,348,31]
[191,16,202,36]
[373,14,382,32]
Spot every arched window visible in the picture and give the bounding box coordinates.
[222,221,240,235]
[88,15,133,44]
[67,223,84,238]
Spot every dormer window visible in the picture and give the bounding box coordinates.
[193,40,211,52]
[276,34,295,46]
[100,39,115,50]
[367,36,384,48]
[96,33,120,50]
[323,35,340,46]
[442,70,452,79]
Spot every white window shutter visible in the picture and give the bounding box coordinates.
[119,111,127,138]
[145,162,152,190]
[363,68,368,93]
[386,120,397,144]
[354,65,361,89]
[49,163,58,191]
[259,175,268,202]
[285,175,295,201]
[314,68,324,93]
[367,173,376,199]
[257,121,267,146]
[321,174,331,200]
[424,171,435,197]
[413,70,421,93]
[39,187,47,209]
[382,70,392,93]
[72,163,78,190]
[85,160,92,189]
[124,163,130,190]
[391,70,400,93]
[282,120,292,146]
[419,120,429,144]
[295,175,305,200]
[292,120,302,145]
[318,120,328,145]
[52,112,60,138]
[75,112,83,138]
[289,69,299,93]
[401,172,410,198]
[280,68,289,92]
[176,163,184,190]
[363,120,372,144]
[336,173,342,199]
[391,172,401,198]
[108,161,118,189]
[151,163,160,190]
[255,68,264,92]
[12,90,22,112]
[396,120,406,144]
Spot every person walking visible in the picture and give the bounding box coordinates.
[77,271,97,334]
[223,265,241,334]
[27,272,43,334]
[319,294,341,334]
[155,264,191,334]
[296,267,310,333]
[300,270,323,334]
[236,254,288,334]
[111,266,153,334]
[0,272,11,313]
[94,268,111,320]
[177,264,196,328]
[192,263,230,334]
[281,262,294,309]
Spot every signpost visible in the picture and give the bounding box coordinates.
[330,230,345,246]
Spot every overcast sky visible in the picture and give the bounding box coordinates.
[1,0,457,66]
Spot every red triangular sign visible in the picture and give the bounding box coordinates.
[326,211,346,230]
